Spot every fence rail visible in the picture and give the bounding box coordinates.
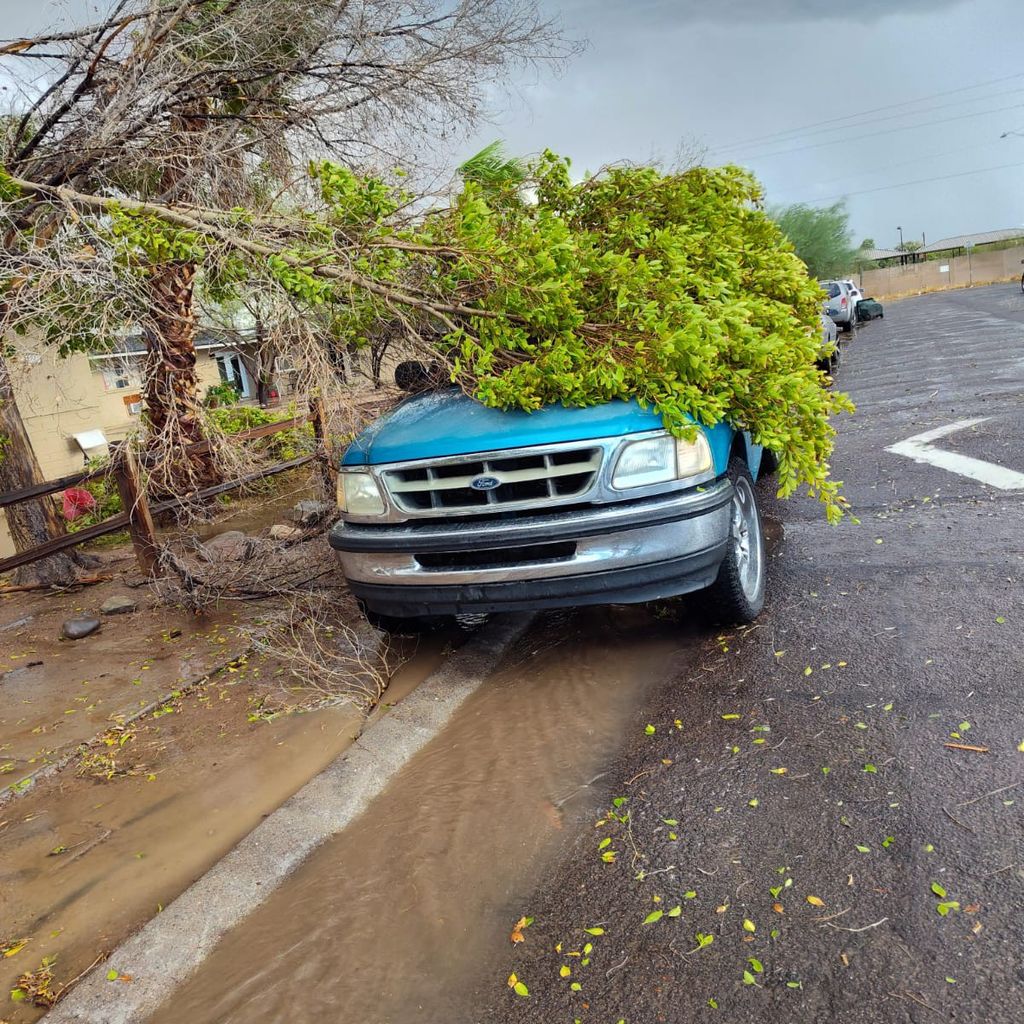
[0,403,331,578]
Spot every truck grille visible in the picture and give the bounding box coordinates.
[382,448,602,514]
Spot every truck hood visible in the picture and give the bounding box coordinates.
[342,389,665,466]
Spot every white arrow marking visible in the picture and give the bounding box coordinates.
[885,417,1024,490]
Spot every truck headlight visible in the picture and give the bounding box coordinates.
[612,433,713,489]
[337,470,386,516]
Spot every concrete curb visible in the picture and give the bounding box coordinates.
[44,613,534,1024]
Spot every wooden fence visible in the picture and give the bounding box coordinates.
[0,399,333,578]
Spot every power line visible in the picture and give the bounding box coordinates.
[737,100,1024,161]
[789,135,1005,192]
[713,70,1024,153]
[802,158,1024,205]
[716,86,1024,157]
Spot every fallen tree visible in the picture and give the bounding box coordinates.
[431,154,855,521]
[1,151,852,523]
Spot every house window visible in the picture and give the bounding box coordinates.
[99,360,142,392]
[215,352,252,398]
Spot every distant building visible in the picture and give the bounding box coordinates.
[855,228,1024,269]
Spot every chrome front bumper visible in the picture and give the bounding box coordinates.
[329,479,734,615]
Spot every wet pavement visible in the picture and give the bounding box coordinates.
[475,285,1024,1024]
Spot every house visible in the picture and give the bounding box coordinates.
[0,330,286,560]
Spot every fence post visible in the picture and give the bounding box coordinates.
[309,397,335,500]
[113,444,161,576]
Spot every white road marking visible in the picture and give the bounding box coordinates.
[886,417,1024,490]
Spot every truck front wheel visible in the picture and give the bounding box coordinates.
[705,459,766,624]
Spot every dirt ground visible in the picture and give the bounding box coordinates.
[0,513,452,1020]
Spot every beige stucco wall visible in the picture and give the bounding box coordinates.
[1,343,224,561]
[858,245,1024,300]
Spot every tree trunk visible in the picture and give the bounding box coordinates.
[0,352,83,585]
[143,261,221,496]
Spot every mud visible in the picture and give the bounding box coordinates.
[148,607,696,1024]
[1,565,247,791]
[0,630,450,1023]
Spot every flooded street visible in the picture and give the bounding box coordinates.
[149,607,693,1024]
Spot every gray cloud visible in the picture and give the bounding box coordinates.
[554,0,968,23]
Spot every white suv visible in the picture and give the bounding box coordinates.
[821,279,859,333]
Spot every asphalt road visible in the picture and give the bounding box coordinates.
[477,285,1024,1024]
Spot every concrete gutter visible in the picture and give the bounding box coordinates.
[45,613,533,1024]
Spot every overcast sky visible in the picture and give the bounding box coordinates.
[3,0,1021,247]
[472,0,1024,247]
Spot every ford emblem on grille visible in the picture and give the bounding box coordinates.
[470,475,501,491]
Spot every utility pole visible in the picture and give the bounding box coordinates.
[897,226,905,265]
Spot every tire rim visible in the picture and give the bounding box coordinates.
[731,476,764,602]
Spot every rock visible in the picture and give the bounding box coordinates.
[269,524,303,542]
[291,500,334,527]
[198,530,251,562]
[61,616,100,640]
[100,594,138,615]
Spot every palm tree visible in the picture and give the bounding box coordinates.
[458,141,528,198]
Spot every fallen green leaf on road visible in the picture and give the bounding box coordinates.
[743,970,756,985]
[644,910,664,925]
[668,905,682,917]
[507,973,529,997]
[748,957,763,973]
[931,882,947,898]
[645,724,656,735]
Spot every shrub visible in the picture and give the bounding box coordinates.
[205,404,313,461]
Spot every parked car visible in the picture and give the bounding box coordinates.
[330,379,770,631]
[818,312,840,372]
[856,297,884,322]
[821,279,859,333]
[840,279,864,304]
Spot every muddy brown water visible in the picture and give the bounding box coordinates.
[0,634,451,1023]
[149,607,694,1024]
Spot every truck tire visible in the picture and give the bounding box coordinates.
[705,459,766,624]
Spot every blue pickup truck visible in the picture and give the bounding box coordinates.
[329,384,769,632]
